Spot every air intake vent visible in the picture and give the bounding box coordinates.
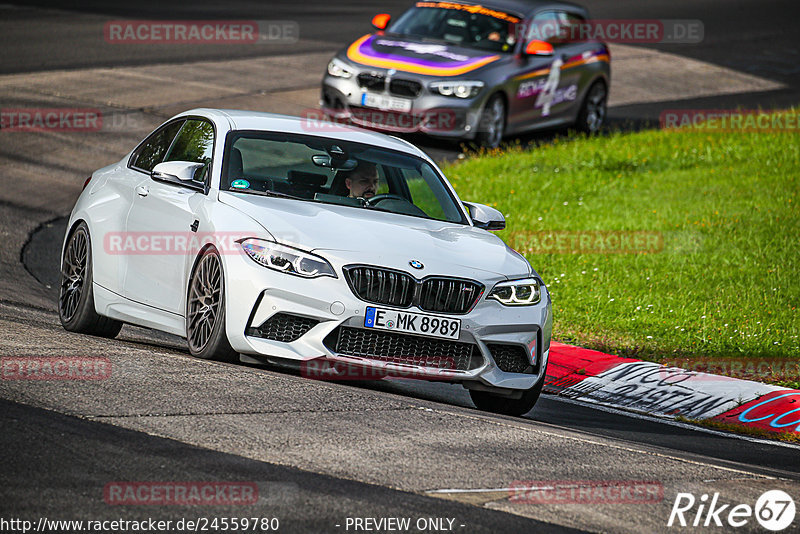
[247,313,319,342]
[486,343,532,374]
[323,326,482,371]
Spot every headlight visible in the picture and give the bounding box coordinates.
[239,239,336,278]
[429,80,484,98]
[327,58,355,79]
[487,278,541,306]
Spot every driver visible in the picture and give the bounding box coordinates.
[341,162,379,199]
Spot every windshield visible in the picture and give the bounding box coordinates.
[389,1,521,53]
[222,131,468,224]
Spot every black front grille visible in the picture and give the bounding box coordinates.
[324,326,482,371]
[344,265,483,315]
[345,266,415,307]
[419,278,483,314]
[389,78,422,97]
[247,313,319,342]
[357,72,386,91]
[487,343,531,374]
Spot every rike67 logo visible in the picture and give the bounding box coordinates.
[668,490,796,531]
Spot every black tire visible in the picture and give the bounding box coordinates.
[469,374,545,417]
[186,248,238,362]
[474,94,506,149]
[574,80,607,134]
[58,222,123,338]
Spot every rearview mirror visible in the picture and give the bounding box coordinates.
[524,40,554,56]
[463,202,505,231]
[372,13,391,30]
[151,161,204,183]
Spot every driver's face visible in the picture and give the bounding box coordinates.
[346,173,379,198]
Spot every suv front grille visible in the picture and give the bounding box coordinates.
[344,266,483,315]
[487,343,532,374]
[324,326,482,371]
[389,78,422,97]
[247,313,319,342]
[357,72,386,91]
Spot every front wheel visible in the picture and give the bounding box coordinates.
[59,222,123,337]
[474,94,506,149]
[574,80,607,134]
[469,374,545,417]
[186,248,238,362]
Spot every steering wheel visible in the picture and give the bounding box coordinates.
[364,194,408,206]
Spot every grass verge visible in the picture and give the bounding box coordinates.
[443,111,798,384]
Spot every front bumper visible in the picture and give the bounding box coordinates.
[224,249,552,391]
[320,74,486,140]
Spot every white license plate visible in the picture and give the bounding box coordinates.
[361,92,412,112]
[364,307,460,340]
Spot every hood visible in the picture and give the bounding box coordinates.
[219,192,530,280]
[345,33,505,77]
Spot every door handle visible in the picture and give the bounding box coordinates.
[135,185,149,197]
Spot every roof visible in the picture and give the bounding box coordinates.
[449,0,589,18]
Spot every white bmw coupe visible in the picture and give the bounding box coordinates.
[59,109,552,415]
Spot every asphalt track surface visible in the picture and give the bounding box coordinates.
[2,1,800,533]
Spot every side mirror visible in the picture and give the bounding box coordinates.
[463,202,506,231]
[372,13,391,30]
[524,40,554,56]
[151,161,204,183]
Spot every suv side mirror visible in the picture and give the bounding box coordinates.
[372,14,391,30]
[152,161,204,183]
[524,39,554,56]
[463,202,506,231]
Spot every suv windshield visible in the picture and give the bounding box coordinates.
[389,1,522,53]
[222,131,467,224]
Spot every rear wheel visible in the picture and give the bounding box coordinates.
[58,222,123,337]
[574,80,607,134]
[469,374,545,417]
[186,248,238,362]
[474,94,506,149]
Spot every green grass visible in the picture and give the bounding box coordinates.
[443,112,799,381]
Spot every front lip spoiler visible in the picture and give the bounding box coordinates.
[305,353,481,381]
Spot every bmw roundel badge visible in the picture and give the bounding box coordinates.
[409,260,424,270]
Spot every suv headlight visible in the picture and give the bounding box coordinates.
[487,278,541,306]
[240,238,336,278]
[327,58,355,79]
[430,80,484,98]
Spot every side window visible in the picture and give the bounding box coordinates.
[527,11,570,46]
[561,12,586,43]
[163,119,215,184]
[130,120,184,172]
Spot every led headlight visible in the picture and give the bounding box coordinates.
[327,58,355,79]
[430,80,484,98]
[240,239,336,278]
[488,278,541,306]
